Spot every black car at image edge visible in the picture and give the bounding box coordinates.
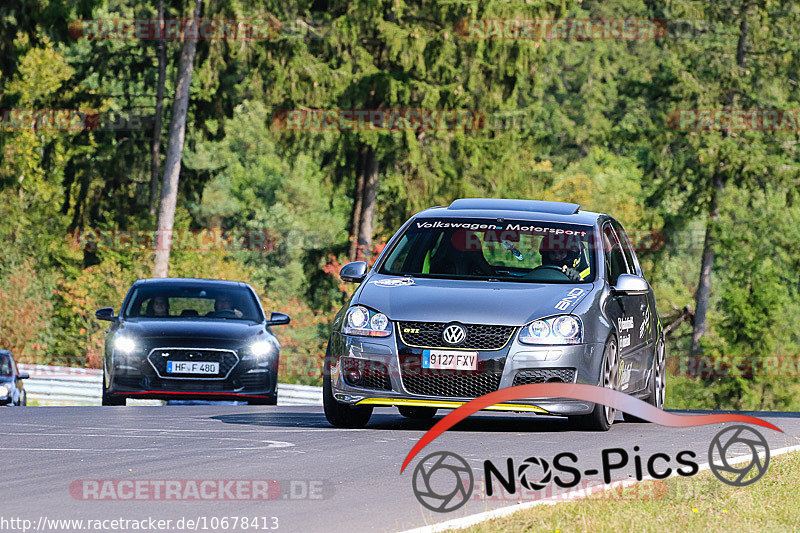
[0,349,29,406]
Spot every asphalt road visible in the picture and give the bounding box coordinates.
[2,406,800,533]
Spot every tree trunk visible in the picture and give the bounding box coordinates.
[348,148,366,261]
[356,147,378,261]
[149,0,167,216]
[690,173,723,354]
[690,6,748,353]
[153,0,202,278]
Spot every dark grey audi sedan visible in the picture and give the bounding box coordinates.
[96,278,289,405]
[324,198,664,430]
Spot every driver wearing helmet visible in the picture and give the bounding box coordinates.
[539,235,588,281]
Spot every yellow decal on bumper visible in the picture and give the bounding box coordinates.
[355,397,549,414]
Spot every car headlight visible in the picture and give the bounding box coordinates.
[343,306,391,337]
[248,340,274,358]
[0,385,9,398]
[519,315,582,345]
[114,336,137,355]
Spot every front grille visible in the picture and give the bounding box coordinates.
[341,357,391,391]
[512,368,576,386]
[402,371,502,398]
[397,322,516,350]
[147,348,239,379]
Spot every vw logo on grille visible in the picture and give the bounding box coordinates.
[442,323,467,345]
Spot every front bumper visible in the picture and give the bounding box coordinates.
[329,331,605,417]
[106,344,278,402]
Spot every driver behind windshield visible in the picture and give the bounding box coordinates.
[539,235,589,281]
[0,355,12,377]
[210,294,243,318]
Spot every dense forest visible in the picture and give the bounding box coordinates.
[1,0,799,409]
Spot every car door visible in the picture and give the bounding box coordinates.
[610,220,653,393]
[602,222,645,393]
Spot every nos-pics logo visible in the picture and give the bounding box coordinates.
[411,425,770,513]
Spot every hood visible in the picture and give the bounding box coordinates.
[356,275,596,326]
[118,318,264,341]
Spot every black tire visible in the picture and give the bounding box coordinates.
[623,339,666,423]
[571,337,619,431]
[247,396,278,406]
[322,354,373,428]
[102,380,126,406]
[398,406,437,419]
[18,391,26,407]
[102,394,126,406]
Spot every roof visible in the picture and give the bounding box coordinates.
[448,198,580,215]
[133,278,247,287]
[416,198,603,226]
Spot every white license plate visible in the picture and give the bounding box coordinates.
[422,350,478,370]
[166,361,219,375]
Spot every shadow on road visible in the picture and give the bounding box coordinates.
[210,409,603,433]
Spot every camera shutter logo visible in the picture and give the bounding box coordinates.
[412,451,473,512]
[518,456,552,491]
[442,323,467,345]
[708,425,770,487]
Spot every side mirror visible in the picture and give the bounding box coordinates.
[18,372,29,380]
[612,274,650,295]
[340,261,368,283]
[95,307,117,321]
[267,312,291,326]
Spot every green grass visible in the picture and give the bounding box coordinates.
[449,450,800,533]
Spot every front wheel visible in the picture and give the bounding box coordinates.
[102,380,126,406]
[571,338,619,431]
[247,396,278,406]
[323,354,373,428]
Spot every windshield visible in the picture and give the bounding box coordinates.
[123,284,262,321]
[379,218,595,283]
[0,355,12,377]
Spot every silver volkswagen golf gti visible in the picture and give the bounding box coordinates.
[323,198,665,431]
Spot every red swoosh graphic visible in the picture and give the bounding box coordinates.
[400,383,782,473]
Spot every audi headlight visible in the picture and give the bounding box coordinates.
[0,385,8,398]
[114,336,137,355]
[519,315,581,345]
[344,306,391,337]
[250,340,272,357]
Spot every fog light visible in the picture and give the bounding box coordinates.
[346,368,363,385]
